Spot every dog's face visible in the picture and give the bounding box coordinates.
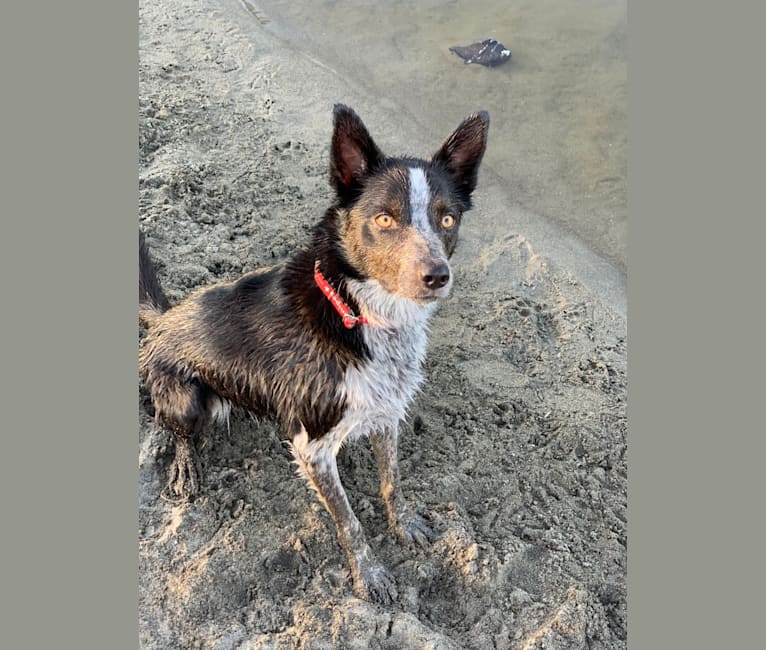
[330,105,489,304]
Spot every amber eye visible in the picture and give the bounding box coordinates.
[441,214,456,229]
[375,214,395,229]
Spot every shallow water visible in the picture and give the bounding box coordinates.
[230,0,626,272]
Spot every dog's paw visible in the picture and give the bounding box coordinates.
[163,441,202,502]
[394,509,438,548]
[353,562,398,605]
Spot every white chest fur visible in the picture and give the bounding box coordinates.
[329,280,437,454]
[288,280,438,473]
[342,320,428,429]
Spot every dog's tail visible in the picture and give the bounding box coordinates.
[139,231,171,327]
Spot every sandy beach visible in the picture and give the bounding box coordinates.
[139,0,627,647]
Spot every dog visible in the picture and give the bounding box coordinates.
[139,104,489,603]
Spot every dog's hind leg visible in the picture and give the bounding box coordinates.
[289,431,398,604]
[166,435,202,500]
[149,370,208,501]
[370,428,437,547]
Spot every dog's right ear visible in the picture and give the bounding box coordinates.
[330,104,384,203]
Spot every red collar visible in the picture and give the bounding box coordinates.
[313,260,370,329]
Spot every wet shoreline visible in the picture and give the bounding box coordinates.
[221,0,628,273]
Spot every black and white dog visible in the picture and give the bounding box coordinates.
[139,105,489,603]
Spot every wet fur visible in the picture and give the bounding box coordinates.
[139,104,489,602]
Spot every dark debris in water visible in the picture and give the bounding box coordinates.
[449,38,511,67]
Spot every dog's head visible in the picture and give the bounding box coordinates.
[330,104,489,304]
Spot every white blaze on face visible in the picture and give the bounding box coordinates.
[407,166,450,269]
[408,167,434,237]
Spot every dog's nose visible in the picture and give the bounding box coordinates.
[422,263,450,290]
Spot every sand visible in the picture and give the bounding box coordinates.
[139,0,627,647]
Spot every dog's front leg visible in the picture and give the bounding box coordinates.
[303,450,398,604]
[370,428,436,547]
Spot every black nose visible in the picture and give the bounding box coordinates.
[422,263,450,290]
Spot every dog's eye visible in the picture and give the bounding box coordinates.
[441,214,456,229]
[375,214,395,229]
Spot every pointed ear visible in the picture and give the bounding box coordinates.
[330,104,385,202]
[432,111,490,206]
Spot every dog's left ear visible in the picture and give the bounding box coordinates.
[432,111,490,207]
[330,104,385,203]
